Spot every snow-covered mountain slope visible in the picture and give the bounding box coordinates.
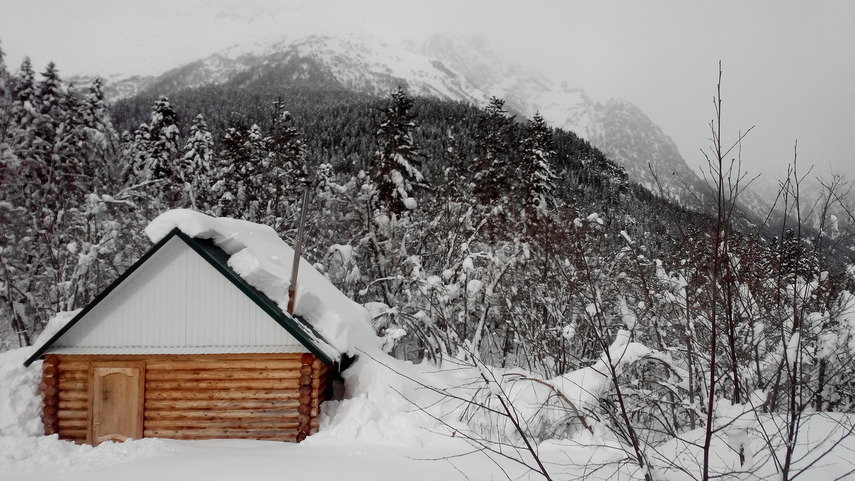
[92,33,768,214]
[96,35,488,107]
[419,35,717,209]
[68,73,156,102]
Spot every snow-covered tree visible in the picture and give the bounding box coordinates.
[517,112,558,215]
[180,114,214,209]
[147,96,181,182]
[370,87,423,214]
[472,97,515,205]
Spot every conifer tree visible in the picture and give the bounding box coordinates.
[146,96,181,182]
[10,58,36,127]
[269,100,307,188]
[82,78,115,140]
[241,123,270,215]
[0,40,10,137]
[9,58,38,174]
[517,112,558,214]
[0,41,13,179]
[181,114,214,209]
[212,125,249,217]
[472,97,515,205]
[370,87,423,213]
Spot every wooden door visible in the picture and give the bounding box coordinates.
[89,363,144,445]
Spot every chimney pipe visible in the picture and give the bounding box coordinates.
[287,184,310,314]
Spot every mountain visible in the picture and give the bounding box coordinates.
[419,36,710,205]
[93,33,768,215]
[68,73,156,101]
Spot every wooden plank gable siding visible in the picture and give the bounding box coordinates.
[51,236,310,355]
[42,353,331,444]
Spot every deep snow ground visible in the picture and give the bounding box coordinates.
[1,436,591,481]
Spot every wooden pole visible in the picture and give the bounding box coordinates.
[287,184,310,314]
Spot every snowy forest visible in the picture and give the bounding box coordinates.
[2,36,855,481]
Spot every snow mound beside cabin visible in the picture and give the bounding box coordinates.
[0,310,78,438]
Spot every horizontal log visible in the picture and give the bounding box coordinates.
[299,365,312,375]
[42,377,58,387]
[145,409,300,420]
[41,385,57,397]
[146,360,303,371]
[146,433,297,441]
[58,410,88,420]
[145,419,301,430]
[145,389,302,401]
[59,400,87,410]
[43,394,59,407]
[43,405,58,416]
[146,379,299,391]
[54,353,305,362]
[144,428,298,438]
[58,427,88,438]
[57,362,90,372]
[59,390,88,401]
[298,405,310,416]
[58,371,88,381]
[145,369,301,381]
[58,380,87,391]
[145,399,301,411]
[59,419,88,429]
[43,365,57,376]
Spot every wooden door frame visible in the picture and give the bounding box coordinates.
[87,361,146,445]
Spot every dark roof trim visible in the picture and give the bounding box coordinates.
[178,231,337,365]
[24,228,337,367]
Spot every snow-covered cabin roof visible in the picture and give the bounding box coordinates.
[22,212,369,367]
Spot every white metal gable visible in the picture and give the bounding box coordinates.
[46,236,309,355]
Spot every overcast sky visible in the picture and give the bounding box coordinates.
[1,0,853,182]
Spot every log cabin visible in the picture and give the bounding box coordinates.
[23,228,343,445]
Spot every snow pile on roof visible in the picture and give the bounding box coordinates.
[146,209,379,357]
[0,311,77,438]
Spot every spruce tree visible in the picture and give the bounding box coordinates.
[518,112,558,214]
[0,40,10,136]
[212,125,249,217]
[472,97,515,205]
[269,99,307,189]
[0,41,13,179]
[9,58,38,174]
[181,114,214,209]
[370,87,423,213]
[82,78,116,141]
[10,58,36,127]
[241,123,270,216]
[147,96,181,182]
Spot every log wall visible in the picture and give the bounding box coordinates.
[42,353,333,444]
